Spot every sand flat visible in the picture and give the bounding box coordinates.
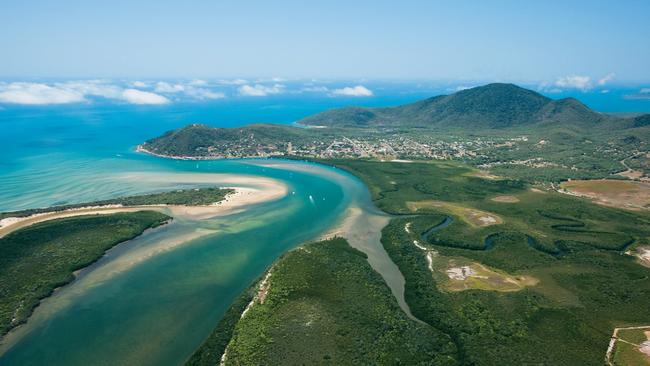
[0,173,288,238]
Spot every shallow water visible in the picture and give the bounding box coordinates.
[0,103,412,365]
[0,155,366,365]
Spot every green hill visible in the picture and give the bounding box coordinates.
[299,83,610,128]
[141,123,319,158]
[141,84,648,182]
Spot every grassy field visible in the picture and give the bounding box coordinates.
[216,238,458,365]
[560,179,650,210]
[320,159,650,365]
[0,187,233,220]
[613,328,650,366]
[0,211,169,336]
[432,256,537,292]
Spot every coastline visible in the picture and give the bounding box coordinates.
[0,178,288,238]
[137,144,227,160]
[0,176,288,350]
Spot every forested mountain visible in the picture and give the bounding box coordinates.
[299,83,613,128]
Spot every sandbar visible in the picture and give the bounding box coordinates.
[0,173,288,238]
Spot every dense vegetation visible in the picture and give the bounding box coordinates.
[0,211,170,335]
[218,238,457,365]
[142,123,324,157]
[301,83,611,129]
[0,187,232,220]
[324,159,650,365]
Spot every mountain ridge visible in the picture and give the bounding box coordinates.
[299,83,609,129]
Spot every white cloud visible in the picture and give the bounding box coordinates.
[554,75,592,91]
[452,85,474,92]
[188,79,207,86]
[121,89,170,105]
[255,77,286,83]
[0,80,226,105]
[0,82,85,104]
[154,82,185,93]
[131,81,148,88]
[300,86,329,93]
[184,87,225,100]
[219,78,249,85]
[238,84,285,97]
[59,80,122,99]
[625,88,650,100]
[330,85,374,97]
[597,73,615,86]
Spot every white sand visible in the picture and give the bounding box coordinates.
[0,174,288,238]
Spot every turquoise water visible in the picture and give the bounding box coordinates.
[0,103,376,365]
[0,153,370,365]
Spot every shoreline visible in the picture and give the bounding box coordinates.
[136,145,213,160]
[137,144,266,160]
[0,178,288,238]
[0,175,288,349]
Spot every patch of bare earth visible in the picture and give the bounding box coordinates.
[407,200,502,227]
[467,170,500,180]
[617,169,644,180]
[633,247,650,267]
[639,331,650,359]
[491,195,520,203]
[560,179,650,210]
[443,260,537,292]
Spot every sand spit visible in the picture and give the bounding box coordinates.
[318,205,426,324]
[0,173,288,238]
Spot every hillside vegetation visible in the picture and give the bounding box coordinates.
[300,83,612,128]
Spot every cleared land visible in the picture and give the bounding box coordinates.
[635,246,650,267]
[491,195,520,203]
[407,200,503,227]
[560,179,650,210]
[609,327,650,366]
[0,211,170,336]
[435,256,536,292]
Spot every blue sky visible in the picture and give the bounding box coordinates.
[1,0,649,83]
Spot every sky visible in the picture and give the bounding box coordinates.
[1,0,649,83]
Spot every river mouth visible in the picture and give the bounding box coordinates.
[0,158,360,366]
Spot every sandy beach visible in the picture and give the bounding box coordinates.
[0,173,288,238]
